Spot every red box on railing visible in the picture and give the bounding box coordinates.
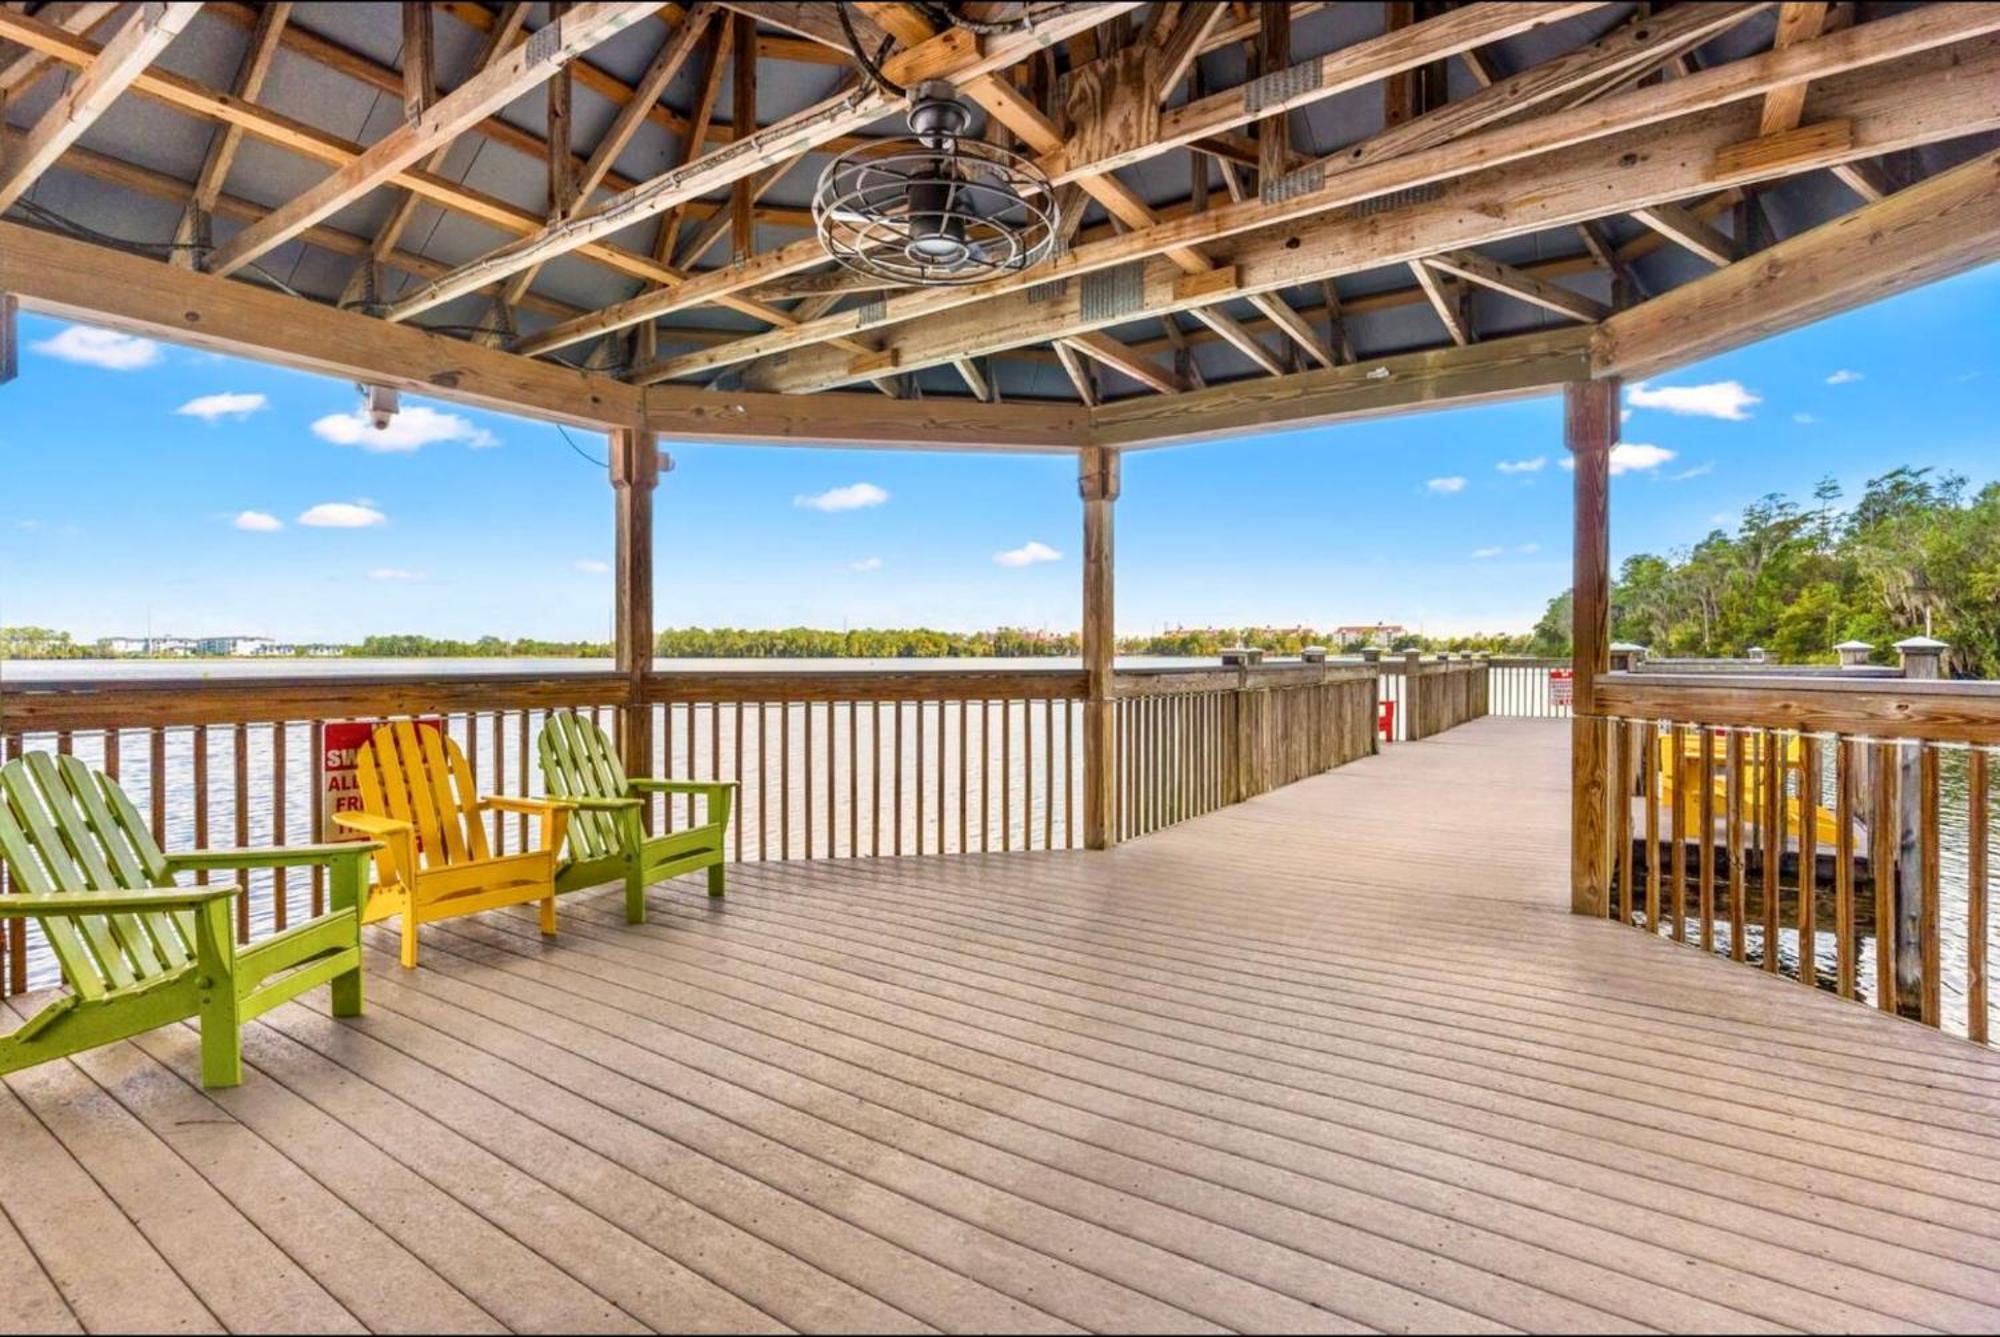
[1378,699,1395,741]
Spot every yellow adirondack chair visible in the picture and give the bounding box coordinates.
[335,719,572,968]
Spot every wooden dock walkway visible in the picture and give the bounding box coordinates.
[4,717,1998,1334]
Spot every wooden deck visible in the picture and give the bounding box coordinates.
[4,716,1999,1334]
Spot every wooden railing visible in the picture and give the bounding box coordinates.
[1590,672,1999,1044]
[0,660,1408,993]
[1113,664,1378,840]
[1487,657,1571,719]
[1372,655,1495,741]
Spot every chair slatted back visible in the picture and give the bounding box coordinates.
[0,753,192,997]
[538,710,627,860]
[354,720,491,875]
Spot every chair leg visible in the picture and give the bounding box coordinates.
[193,898,244,1088]
[539,891,558,937]
[625,864,648,925]
[707,863,726,899]
[330,953,364,1017]
[400,913,420,970]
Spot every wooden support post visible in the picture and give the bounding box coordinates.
[1080,446,1120,850]
[731,10,757,261]
[1256,3,1290,191]
[612,426,659,788]
[1568,377,1618,916]
[1892,635,1945,1017]
[0,292,15,384]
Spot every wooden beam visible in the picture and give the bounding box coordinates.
[206,1,662,278]
[382,4,1134,321]
[611,426,658,782]
[0,292,15,385]
[1091,326,1592,449]
[741,30,2000,394]
[952,358,994,404]
[1246,292,1335,369]
[641,382,1086,450]
[171,0,289,269]
[712,1,889,51]
[1759,1,1830,135]
[1423,248,1609,322]
[1631,200,1737,266]
[1598,147,2000,380]
[1567,376,1617,917]
[1409,260,1469,345]
[654,0,1813,385]
[0,217,641,428]
[730,9,758,262]
[1256,3,1290,188]
[339,3,530,311]
[1079,447,1120,849]
[0,1,117,97]
[401,0,437,120]
[0,3,202,214]
[1054,341,1098,407]
[1155,1,1227,99]
[1064,332,1186,396]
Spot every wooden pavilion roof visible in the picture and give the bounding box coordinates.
[0,1,1995,447]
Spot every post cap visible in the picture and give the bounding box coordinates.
[1299,645,1328,664]
[1893,635,1948,651]
[1608,641,1645,653]
[1833,639,1874,651]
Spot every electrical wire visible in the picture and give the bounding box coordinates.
[556,423,609,470]
[836,2,905,97]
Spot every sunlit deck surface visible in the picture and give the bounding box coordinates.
[5,717,1999,1334]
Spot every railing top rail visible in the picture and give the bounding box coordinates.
[1113,663,1377,698]
[1596,670,2000,744]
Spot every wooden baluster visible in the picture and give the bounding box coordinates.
[847,700,859,858]
[1044,695,1055,850]
[1064,696,1076,848]
[3,732,22,994]
[1873,742,1897,1011]
[915,699,927,857]
[893,700,904,857]
[1968,749,1989,1044]
[1001,698,1012,853]
[1798,735,1818,988]
[1667,724,1686,942]
[778,701,790,860]
[1727,729,1745,960]
[233,724,250,941]
[871,699,883,857]
[1835,736,1857,999]
[957,699,969,855]
[803,701,814,859]
[517,710,530,848]
[1643,726,1660,934]
[489,712,504,852]
[979,699,992,853]
[1610,721,1630,923]
[189,725,209,886]
[826,701,839,858]
[1918,743,1941,1027]
[733,701,745,862]
[1020,698,1031,851]
[271,722,288,932]
[1698,726,1716,949]
[1762,729,1782,972]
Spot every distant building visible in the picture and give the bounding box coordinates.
[195,636,275,657]
[1334,623,1407,647]
[98,636,151,655]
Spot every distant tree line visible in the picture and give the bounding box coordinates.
[1530,468,1999,677]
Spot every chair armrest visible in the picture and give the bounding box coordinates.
[334,813,414,838]
[0,885,243,917]
[627,779,739,798]
[482,795,577,816]
[166,842,381,874]
[562,795,645,812]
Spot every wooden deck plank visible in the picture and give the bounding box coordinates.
[2,716,1998,1334]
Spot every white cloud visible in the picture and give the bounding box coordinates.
[1558,443,1678,475]
[1426,475,1467,494]
[1626,379,1761,421]
[1496,457,1545,474]
[994,540,1061,567]
[298,502,386,528]
[175,391,268,423]
[794,482,889,512]
[850,556,884,572]
[32,324,161,370]
[1826,369,1864,385]
[312,404,498,452]
[1792,412,1817,425]
[368,567,421,582]
[572,559,611,574]
[1518,543,1541,554]
[231,510,283,532]
[1668,462,1714,481]
[1470,546,1505,559]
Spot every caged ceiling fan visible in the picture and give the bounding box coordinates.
[811,4,1062,287]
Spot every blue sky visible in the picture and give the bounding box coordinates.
[2,262,1993,644]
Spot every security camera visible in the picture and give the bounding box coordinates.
[361,383,400,430]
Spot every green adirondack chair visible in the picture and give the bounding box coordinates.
[538,710,734,924]
[0,751,376,1088]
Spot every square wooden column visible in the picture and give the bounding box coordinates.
[1080,447,1120,850]
[1567,378,1617,915]
[611,426,659,784]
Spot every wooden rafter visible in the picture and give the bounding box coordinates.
[736,27,2000,395]
[170,0,289,269]
[1631,200,1738,266]
[643,0,1794,385]
[0,1,118,97]
[1053,341,1100,407]
[380,3,1135,321]
[1760,1,1831,135]
[1423,249,1610,323]
[1064,332,1186,396]
[1409,260,1470,346]
[205,1,663,278]
[0,2,202,215]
